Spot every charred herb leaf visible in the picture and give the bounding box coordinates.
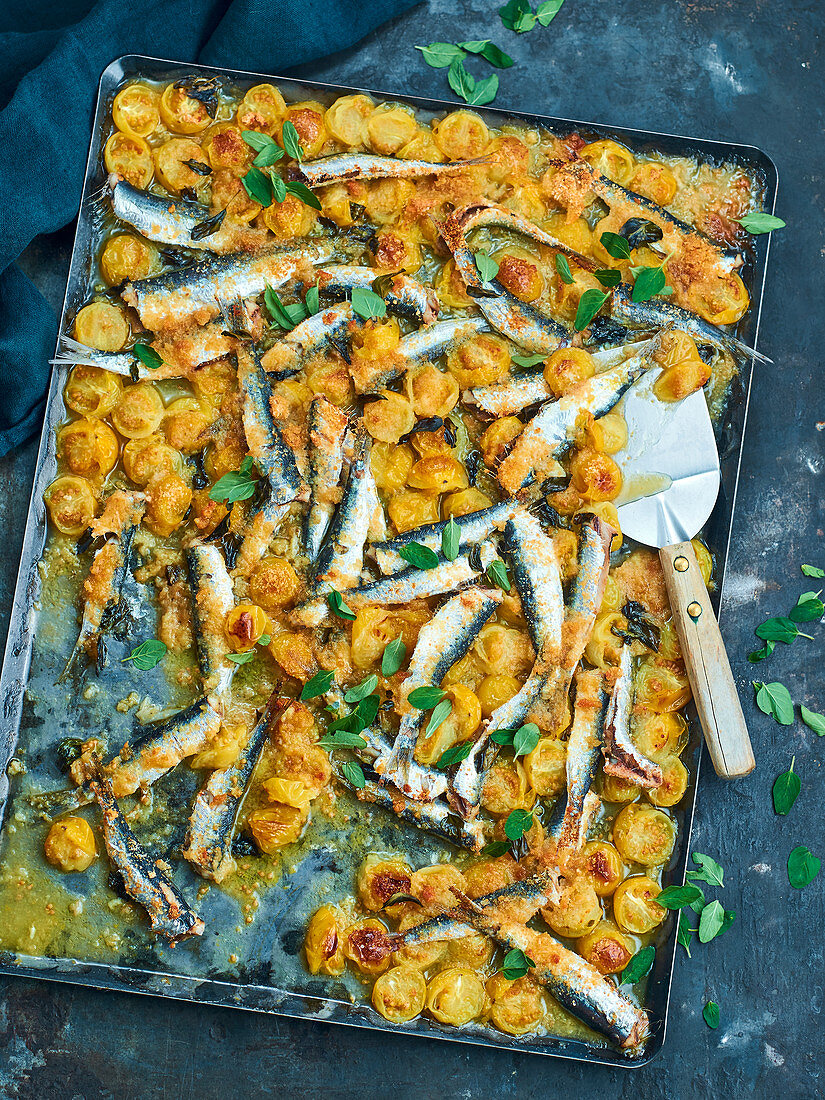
[483,840,512,857]
[574,288,610,331]
[773,757,801,815]
[371,270,402,298]
[133,342,163,371]
[381,638,407,677]
[736,212,785,235]
[501,947,535,979]
[788,845,821,888]
[800,705,825,736]
[619,217,663,250]
[122,639,167,671]
[620,945,655,986]
[190,208,226,241]
[398,542,440,570]
[752,681,795,725]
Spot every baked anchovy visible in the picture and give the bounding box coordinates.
[185,543,236,706]
[545,789,601,853]
[91,776,205,944]
[351,315,491,393]
[496,337,657,494]
[234,496,295,579]
[107,174,267,253]
[236,347,307,502]
[536,513,615,733]
[317,266,439,325]
[450,512,563,817]
[448,201,596,268]
[466,338,652,417]
[610,282,770,364]
[457,893,649,1054]
[311,429,385,597]
[335,765,484,852]
[603,643,663,788]
[438,209,571,354]
[183,694,281,882]
[59,490,145,681]
[292,543,497,627]
[379,587,503,801]
[297,153,491,188]
[121,243,334,331]
[368,498,521,575]
[305,397,350,562]
[545,668,607,852]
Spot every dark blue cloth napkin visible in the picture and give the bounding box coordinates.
[0,0,420,455]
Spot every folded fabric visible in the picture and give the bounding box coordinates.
[0,0,420,455]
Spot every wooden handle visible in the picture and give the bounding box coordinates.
[659,541,755,779]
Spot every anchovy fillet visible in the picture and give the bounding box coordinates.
[603,644,663,787]
[185,543,236,706]
[305,397,350,562]
[298,153,491,188]
[91,776,205,943]
[352,315,490,393]
[317,266,439,325]
[451,201,597,268]
[236,347,306,503]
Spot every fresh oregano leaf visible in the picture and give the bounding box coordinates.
[620,944,655,986]
[504,808,533,841]
[703,1001,720,1029]
[773,757,801,815]
[442,517,460,561]
[574,288,610,331]
[408,686,446,709]
[736,212,785,234]
[341,760,366,789]
[381,638,407,677]
[397,542,440,570]
[300,669,334,700]
[121,639,167,671]
[133,342,163,371]
[788,845,821,889]
[752,681,795,725]
[800,704,825,736]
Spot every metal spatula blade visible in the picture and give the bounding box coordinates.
[613,370,754,780]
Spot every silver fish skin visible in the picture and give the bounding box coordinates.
[497,338,657,494]
[59,491,145,682]
[293,543,497,628]
[305,397,350,562]
[236,347,307,503]
[185,543,236,706]
[51,324,239,380]
[380,587,503,801]
[610,282,770,364]
[352,315,491,393]
[504,509,564,659]
[604,644,663,788]
[298,153,490,188]
[451,201,596,268]
[91,776,205,943]
[317,266,439,325]
[183,696,278,881]
[312,430,383,595]
[121,243,334,331]
[439,212,571,354]
[369,498,521,575]
[467,339,652,417]
[234,498,295,579]
[460,899,648,1053]
[546,668,607,852]
[336,767,485,852]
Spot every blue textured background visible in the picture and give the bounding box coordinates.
[2,0,824,1095]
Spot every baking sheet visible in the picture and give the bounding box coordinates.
[0,52,778,1067]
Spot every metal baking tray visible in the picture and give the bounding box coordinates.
[0,53,777,1067]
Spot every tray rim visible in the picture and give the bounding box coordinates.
[0,50,779,1070]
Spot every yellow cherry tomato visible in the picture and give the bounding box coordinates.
[159,82,212,134]
[64,365,122,418]
[103,131,153,187]
[112,83,159,139]
[73,302,129,353]
[44,816,96,872]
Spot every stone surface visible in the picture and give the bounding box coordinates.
[2,1,824,1096]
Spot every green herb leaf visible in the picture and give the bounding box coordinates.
[536,0,565,25]
[327,589,356,621]
[226,649,256,665]
[632,265,671,303]
[511,352,547,368]
[620,944,655,986]
[773,757,801,815]
[574,288,610,331]
[442,517,460,561]
[341,760,366,789]
[270,173,287,204]
[800,704,825,736]
[408,686,446,709]
[356,693,381,728]
[482,840,512,857]
[654,883,705,910]
[416,42,466,68]
[305,283,320,315]
[318,729,368,750]
[752,681,795,725]
[241,130,273,152]
[447,56,475,101]
[790,591,824,622]
[513,722,540,758]
[300,669,335,700]
[264,284,306,331]
[209,463,258,503]
[350,286,388,321]
[280,119,303,161]
[802,564,825,578]
[788,845,821,889]
[345,674,379,704]
[133,342,163,371]
[686,853,724,888]
[504,808,533,841]
[381,638,407,677]
[435,739,472,769]
[486,558,511,591]
[426,697,453,737]
[677,911,695,957]
[475,249,500,283]
[600,231,632,260]
[252,142,285,168]
[594,268,622,288]
[720,909,736,935]
[755,616,809,644]
[736,212,785,234]
[698,899,726,943]
[460,41,514,68]
[242,165,273,206]
[397,541,441,570]
[258,633,271,646]
[490,727,516,746]
[285,179,322,211]
[748,640,775,663]
[553,253,574,285]
[501,946,535,979]
[703,1001,720,1030]
[466,73,499,107]
[121,639,167,671]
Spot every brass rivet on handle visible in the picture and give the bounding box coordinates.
[687,600,702,621]
[674,556,689,572]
